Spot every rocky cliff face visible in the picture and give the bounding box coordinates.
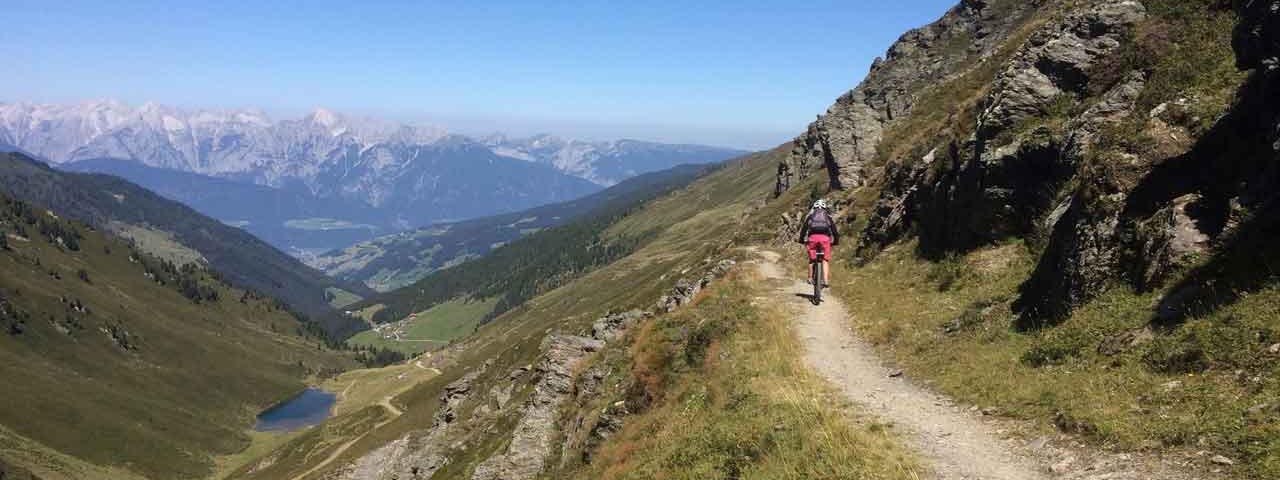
[789,0,1046,190]
[1016,0,1279,326]
[808,0,1277,327]
[857,1,1146,260]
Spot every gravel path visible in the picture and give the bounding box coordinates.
[748,248,1213,480]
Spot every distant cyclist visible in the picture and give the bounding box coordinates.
[798,199,839,287]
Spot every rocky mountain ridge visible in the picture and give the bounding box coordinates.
[0,100,742,192]
[1,101,600,224]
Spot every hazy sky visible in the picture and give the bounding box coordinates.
[6,1,958,150]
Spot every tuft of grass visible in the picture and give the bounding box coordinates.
[926,253,974,292]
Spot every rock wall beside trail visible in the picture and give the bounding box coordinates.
[842,0,1151,318]
[1017,0,1280,325]
[790,0,1045,190]
[857,0,1147,261]
[825,0,1280,326]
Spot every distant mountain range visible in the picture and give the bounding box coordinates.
[1,100,745,253]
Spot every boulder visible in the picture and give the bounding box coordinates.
[1097,326,1155,356]
[591,310,646,342]
[1134,194,1212,290]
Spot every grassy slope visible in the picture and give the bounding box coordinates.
[0,194,356,479]
[0,152,371,336]
[810,2,1280,478]
[344,164,721,329]
[238,146,931,480]
[324,287,362,309]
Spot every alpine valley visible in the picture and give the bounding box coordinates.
[6,1,1280,480]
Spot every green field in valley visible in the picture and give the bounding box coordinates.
[345,298,497,355]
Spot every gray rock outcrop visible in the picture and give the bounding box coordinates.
[471,335,603,480]
[591,310,647,342]
[655,259,736,312]
[977,1,1147,140]
[337,368,486,480]
[1133,193,1212,289]
[1016,0,1280,325]
[790,0,1046,190]
[469,257,738,479]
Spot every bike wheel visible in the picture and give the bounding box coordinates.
[813,261,823,305]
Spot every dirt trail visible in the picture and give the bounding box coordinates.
[748,248,1203,480]
[288,396,403,480]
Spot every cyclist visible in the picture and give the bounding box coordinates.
[797,199,839,287]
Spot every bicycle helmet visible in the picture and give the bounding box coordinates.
[813,199,828,210]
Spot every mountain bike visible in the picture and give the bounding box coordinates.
[811,244,825,306]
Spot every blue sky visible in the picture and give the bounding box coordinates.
[6,1,958,150]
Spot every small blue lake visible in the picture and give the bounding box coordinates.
[254,388,337,432]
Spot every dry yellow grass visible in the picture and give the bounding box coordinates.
[564,270,922,480]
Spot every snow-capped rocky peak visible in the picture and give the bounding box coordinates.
[486,134,745,186]
[187,109,273,128]
[308,108,348,137]
[230,110,272,127]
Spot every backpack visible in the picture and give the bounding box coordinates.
[808,208,833,234]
